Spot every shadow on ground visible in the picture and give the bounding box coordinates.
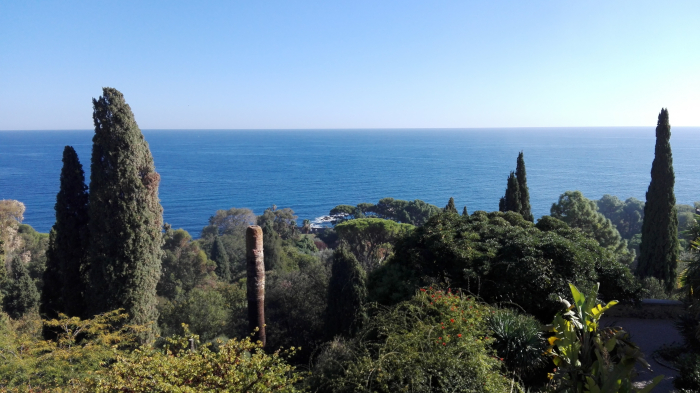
[601,317,681,393]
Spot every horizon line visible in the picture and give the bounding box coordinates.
[2,125,700,132]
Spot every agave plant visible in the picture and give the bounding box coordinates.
[488,309,549,383]
[546,283,662,393]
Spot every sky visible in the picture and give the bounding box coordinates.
[1,1,699,130]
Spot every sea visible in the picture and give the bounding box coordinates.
[1,128,699,237]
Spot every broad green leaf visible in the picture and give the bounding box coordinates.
[569,283,585,307]
[637,375,663,393]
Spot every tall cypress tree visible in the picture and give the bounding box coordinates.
[211,236,231,282]
[86,88,163,341]
[444,197,458,214]
[462,206,468,216]
[636,108,678,291]
[0,240,6,305]
[4,256,40,319]
[41,146,89,319]
[516,151,533,222]
[325,247,367,339]
[501,171,522,213]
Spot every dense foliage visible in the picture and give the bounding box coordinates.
[487,308,549,386]
[4,256,39,319]
[157,227,214,299]
[675,354,700,392]
[0,311,302,392]
[86,87,163,341]
[325,247,367,339]
[310,288,515,393]
[334,218,414,271]
[371,211,640,320]
[637,108,679,291]
[85,329,304,392]
[330,197,441,226]
[596,195,645,242]
[0,310,142,390]
[551,191,633,263]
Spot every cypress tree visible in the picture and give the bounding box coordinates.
[86,88,163,341]
[636,108,679,291]
[0,240,6,305]
[41,146,89,319]
[444,197,458,214]
[261,221,283,271]
[325,247,367,339]
[499,197,506,212]
[211,236,231,282]
[462,206,468,216]
[502,171,522,213]
[4,256,40,319]
[516,151,533,222]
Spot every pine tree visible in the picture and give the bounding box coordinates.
[41,146,89,319]
[4,256,40,319]
[325,247,367,339]
[636,108,679,291]
[502,172,522,213]
[86,88,163,341]
[211,236,231,282]
[516,151,533,222]
[462,206,468,216]
[444,197,458,214]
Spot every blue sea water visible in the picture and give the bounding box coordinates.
[1,128,700,237]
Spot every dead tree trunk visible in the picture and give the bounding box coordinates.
[246,225,266,347]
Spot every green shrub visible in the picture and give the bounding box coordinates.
[0,310,142,390]
[311,287,518,393]
[158,286,233,342]
[675,353,700,392]
[265,258,330,364]
[373,211,641,321]
[84,327,304,392]
[487,309,549,387]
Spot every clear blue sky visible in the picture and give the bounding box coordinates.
[1,1,698,129]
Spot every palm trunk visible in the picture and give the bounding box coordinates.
[246,225,266,347]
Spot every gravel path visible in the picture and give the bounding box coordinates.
[601,317,682,393]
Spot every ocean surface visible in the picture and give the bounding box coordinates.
[1,128,700,237]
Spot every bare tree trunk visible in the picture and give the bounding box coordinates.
[246,225,265,347]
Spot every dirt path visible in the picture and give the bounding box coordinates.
[601,317,681,393]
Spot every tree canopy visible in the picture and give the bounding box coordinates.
[596,195,645,241]
[330,198,441,226]
[551,191,632,261]
[335,218,414,271]
[371,211,640,320]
